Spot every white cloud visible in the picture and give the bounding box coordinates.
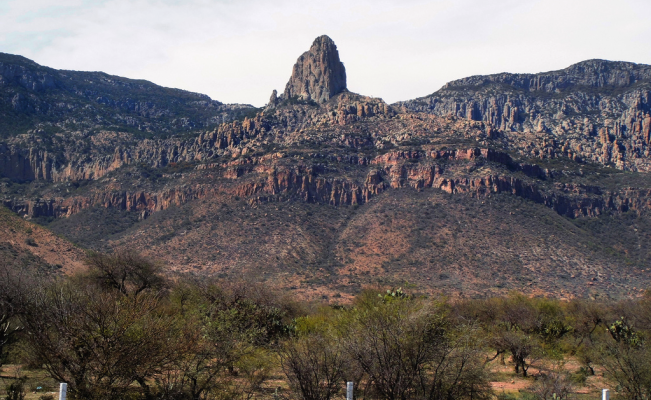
[2,0,651,106]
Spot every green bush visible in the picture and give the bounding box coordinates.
[4,378,26,400]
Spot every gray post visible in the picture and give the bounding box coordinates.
[347,382,353,400]
[602,389,610,400]
[59,383,67,400]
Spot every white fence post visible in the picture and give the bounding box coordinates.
[59,383,67,400]
[346,382,353,400]
[602,389,610,400]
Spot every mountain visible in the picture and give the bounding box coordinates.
[1,36,651,300]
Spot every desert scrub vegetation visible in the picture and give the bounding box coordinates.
[1,254,651,399]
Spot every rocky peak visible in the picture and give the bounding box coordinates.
[281,35,347,104]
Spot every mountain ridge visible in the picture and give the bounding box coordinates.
[435,59,651,93]
[399,58,651,172]
[0,51,257,140]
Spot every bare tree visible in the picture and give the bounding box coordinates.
[20,281,177,400]
[530,372,574,400]
[83,251,167,296]
[344,299,491,400]
[0,261,31,368]
[151,279,282,400]
[280,334,346,400]
[598,317,651,400]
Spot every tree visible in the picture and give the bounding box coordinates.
[343,297,491,400]
[280,334,346,400]
[150,279,285,400]
[529,371,574,400]
[565,299,606,375]
[20,281,177,400]
[0,262,28,369]
[486,294,569,377]
[83,251,167,297]
[491,330,538,377]
[598,317,651,400]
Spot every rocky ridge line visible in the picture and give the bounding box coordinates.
[398,60,651,171]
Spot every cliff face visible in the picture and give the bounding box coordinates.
[398,60,651,171]
[4,144,650,225]
[0,91,395,183]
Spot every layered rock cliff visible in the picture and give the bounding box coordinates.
[4,143,650,224]
[398,60,651,171]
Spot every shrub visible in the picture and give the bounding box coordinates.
[280,334,346,400]
[5,378,26,400]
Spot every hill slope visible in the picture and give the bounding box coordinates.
[0,206,85,275]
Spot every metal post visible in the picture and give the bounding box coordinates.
[347,382,353,400]
[59,383,67,400]
[602,389,610,400]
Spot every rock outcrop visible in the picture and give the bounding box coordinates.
[398,60,651,171]
[281,35,347,103]
[5,145,651,223]
[0,91,398,183]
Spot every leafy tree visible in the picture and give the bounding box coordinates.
[491,330,538,377]
[487,294,571,377]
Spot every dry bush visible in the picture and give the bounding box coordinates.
[280,334,346,400]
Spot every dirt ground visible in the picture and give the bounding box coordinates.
[1,354,616,399]
[487,354,611,399]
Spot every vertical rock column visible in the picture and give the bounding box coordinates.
[282,35,347,104]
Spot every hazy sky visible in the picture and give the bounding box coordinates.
[2,0,650,106]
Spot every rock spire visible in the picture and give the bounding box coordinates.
[281,35,347,104]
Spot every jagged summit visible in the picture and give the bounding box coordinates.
[274,35,347,105]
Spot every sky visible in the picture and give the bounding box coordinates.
[1,0,650,107]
